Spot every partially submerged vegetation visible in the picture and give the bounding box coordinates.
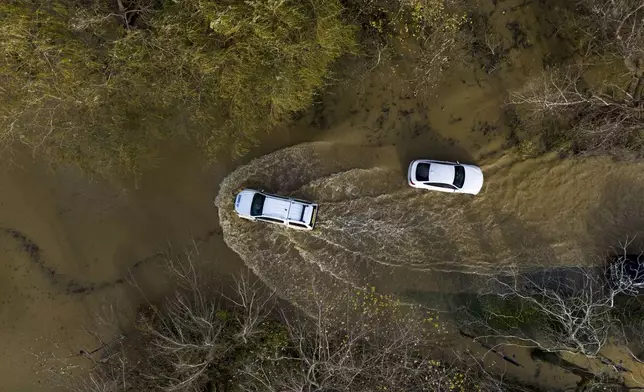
[0,0,464,176]
[509,0,644,157]
[6,0,644,391]
[66,250,644,392]
[0,0,356,175]
[1,0,641,172]
[344,0,467,96]
[67,257,528,392]
[456,250,644,391]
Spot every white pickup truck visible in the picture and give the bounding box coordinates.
[234,189,318,230]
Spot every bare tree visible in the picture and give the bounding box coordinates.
[58,253,277,392]
[234,282,522,392]
[225,273,275,344]
[509,65,591,113]
[141,278,228,390]
[509,0,644,155]
[576,0,644,63]
[460,245,644,358]
[608,242,644,298]
[237,312,487,392]
[509,63,644,153]
[487,267,616,356]
[62,252,531,392]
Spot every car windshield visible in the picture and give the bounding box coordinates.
[250,193,266,216]
[453,166,465,188]
[416,163,430,181]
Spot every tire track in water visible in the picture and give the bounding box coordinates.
[0,227,222,296]
[216,142,644,312]
[215,142,513,312]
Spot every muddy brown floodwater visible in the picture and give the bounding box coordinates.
[217,142,644,298]
[0,142,251,391]
[3,0,644,391]
[215,0,644,389]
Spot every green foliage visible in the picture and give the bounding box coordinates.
[258,320,289,350]
[216,309,229,320]
[516,138,540,158]
[0,1,164,174]
[345,0,466,94]
[128,0,356,157]
[541,119,573,153]
[347,285,449,337]
[0,0,355,176]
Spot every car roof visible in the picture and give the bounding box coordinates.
[427,163,455,184]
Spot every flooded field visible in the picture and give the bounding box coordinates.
[0,145,245,391]
[2,0,644,390]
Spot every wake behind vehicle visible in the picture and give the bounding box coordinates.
[234,189,318,230]
[408,159,484,195]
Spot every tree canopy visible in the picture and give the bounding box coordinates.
[0,0,356,175]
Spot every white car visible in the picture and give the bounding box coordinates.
[234,189,318,230]
[407,159,484,195]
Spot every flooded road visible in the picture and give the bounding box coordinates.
[2,0,644,390]
[216,142,644,310]
[215,0,644,311]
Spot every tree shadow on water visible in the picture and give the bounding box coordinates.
[586,177,644,256]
